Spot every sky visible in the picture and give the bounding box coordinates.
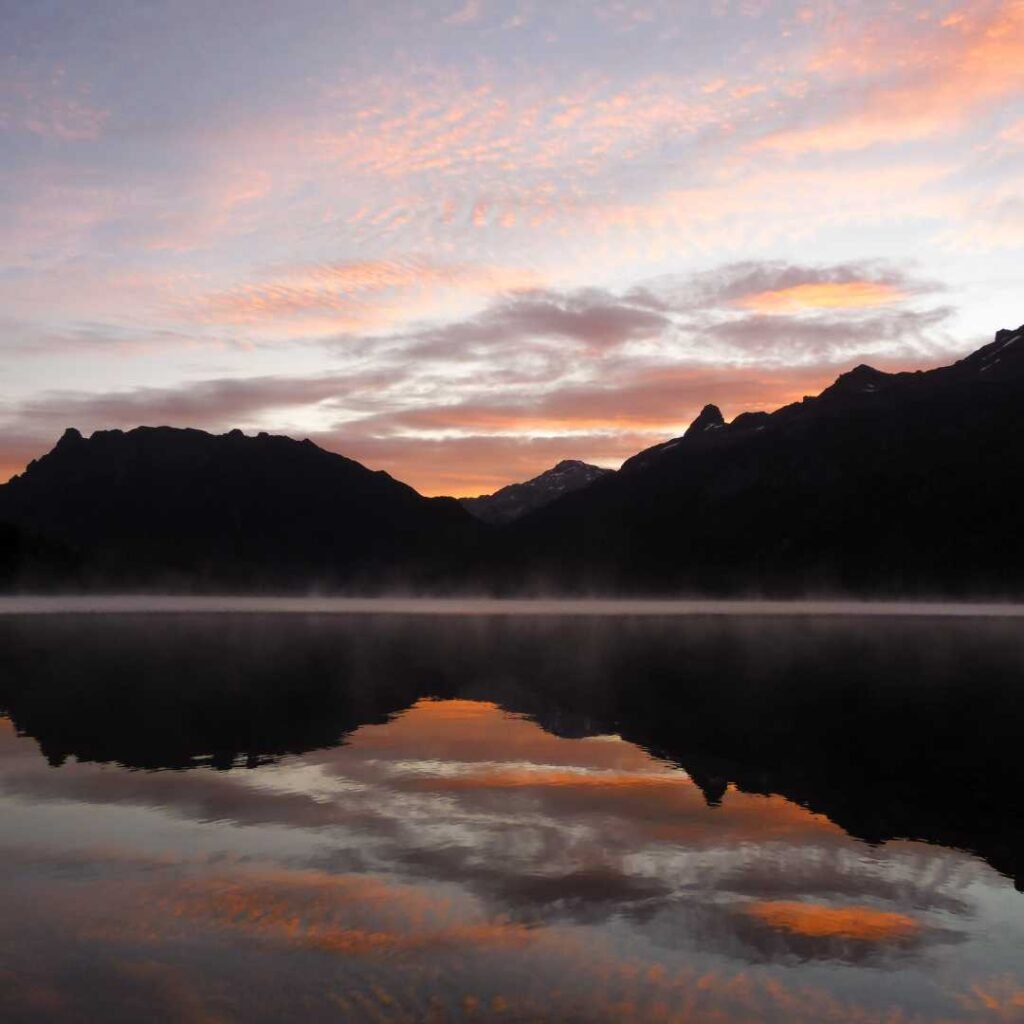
[1,0,1022,496]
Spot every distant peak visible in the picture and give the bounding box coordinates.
[56,427,84,447]
[684,404,725,437]
[459,459,611,524]
[847,363,882,377]
[824,363,892,397]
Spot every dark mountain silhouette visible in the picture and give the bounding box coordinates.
[460,459,613,524]
[1,324,1023,593]
[0,426,479,589]
[502,324,1024,595]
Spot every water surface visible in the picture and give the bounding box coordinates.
[1,607,1023,1022]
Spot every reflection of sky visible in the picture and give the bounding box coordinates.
[2,2,1024,493]
[2,700,1023,1022]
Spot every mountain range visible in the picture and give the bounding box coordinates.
[1,322,1022,595]
[460,460,612,525]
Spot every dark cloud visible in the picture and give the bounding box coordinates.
[391,286,671,362]
[3,368,401,445]
[698,305,956,364]
[347,261,952,373]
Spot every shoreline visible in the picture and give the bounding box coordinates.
[2,595,1024,618]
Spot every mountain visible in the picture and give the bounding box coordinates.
[0,426,479,589]
[460,459,613,525]
[2,325,1023,595]
[501,324,1024,595]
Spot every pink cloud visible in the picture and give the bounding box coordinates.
[444,0,482,25]
[193,258,543,331]
[756,1,1024,154]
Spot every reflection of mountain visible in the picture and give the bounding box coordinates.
[1,325,1023,593]
[2,612,1022,889]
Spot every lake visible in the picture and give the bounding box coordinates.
[2,601,1023,1022]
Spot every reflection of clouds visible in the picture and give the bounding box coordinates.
[954,976,1024,1019]
[741,899,920,941]
[164,869,547,957]
[0,701,991,942]
[0,858,1009,1024]
[2,700,1023,1023]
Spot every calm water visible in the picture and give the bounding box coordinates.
[1,604,1023,1023]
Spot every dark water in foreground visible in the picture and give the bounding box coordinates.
[1,605,1023,1023]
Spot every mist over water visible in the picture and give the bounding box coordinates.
[2,609,1023,1022]
[4,594,1024,617]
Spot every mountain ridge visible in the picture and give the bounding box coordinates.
[0,424,479,589]
[501,322,1024,594]
[1,323,1022,594]
[459,459,613,524]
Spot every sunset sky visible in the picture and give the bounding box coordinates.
[2,1,1023,495]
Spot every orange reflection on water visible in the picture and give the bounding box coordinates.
[362,699,846,850]
[163,869,548,960]
[405,765,686,791]
[743,900,920,941]
[956,977,1024,1020]
[348,697,661,773]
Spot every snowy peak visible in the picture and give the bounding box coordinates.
[821,363,893,399]
[684,404,726,437]
[460,460,613,525]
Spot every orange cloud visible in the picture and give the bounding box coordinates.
[743,901,920,941]
[736,281,908,314]
[317,364,846,495]
[315,432,639,496]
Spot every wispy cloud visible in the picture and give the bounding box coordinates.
[0,1,1019,496]
[756,1,1024,154]
[194,258,543,332]
[0,261,960,495]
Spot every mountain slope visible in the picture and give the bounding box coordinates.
[460,460,612,524]
[503,325,1024,595]
[0,426,479,588]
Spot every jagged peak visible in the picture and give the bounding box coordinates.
[56,427,84,447]
[684,404,725,437]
